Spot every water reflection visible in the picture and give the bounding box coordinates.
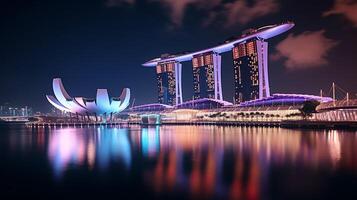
[141,126,160,158]
[7,126,357,199]
[47,127,131,177]
[138,126,357,199]
[48,129,86,176]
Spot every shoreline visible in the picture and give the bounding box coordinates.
[12,120,357,130]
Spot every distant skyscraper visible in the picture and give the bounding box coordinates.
[156,61,182,105]
[192,52,222,100]
[232,39,270,104]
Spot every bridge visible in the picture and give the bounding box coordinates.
[316,99,357,112]
[313,99,357,122]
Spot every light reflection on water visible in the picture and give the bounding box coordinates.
[47,127,132,176]
[6,125,357,199]
[141,126,160,158]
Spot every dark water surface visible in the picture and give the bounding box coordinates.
[0,125,356,199]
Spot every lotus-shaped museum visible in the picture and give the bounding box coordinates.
[46,78,130,117]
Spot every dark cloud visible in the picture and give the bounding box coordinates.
[105,0,279,28]
[222,0,279,27]
[105,0,135,7]
[152,0,215,27]
[324,0,357,27]
[272,30,338,70]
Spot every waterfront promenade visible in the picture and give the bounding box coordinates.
[25,119,357,130]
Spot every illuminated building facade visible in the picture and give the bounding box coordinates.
[143,22,295,104]
[46,78,130,120]
[156,61,182,105]
[192,52,222,100]
[232,39,270,104]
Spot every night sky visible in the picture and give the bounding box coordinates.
[1,0,356,112]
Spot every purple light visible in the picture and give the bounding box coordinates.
[46,78,131,115]
[142,22,294,67]
[239,94,333,107]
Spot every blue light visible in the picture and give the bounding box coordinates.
[141,127,160,158]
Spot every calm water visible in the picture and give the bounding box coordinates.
[0,125,356,200]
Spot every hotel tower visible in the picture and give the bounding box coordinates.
[232,38,270,103]
[156,61,182,105]
[143,22,295,106]
[192,52,222,100]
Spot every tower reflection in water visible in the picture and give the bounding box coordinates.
[43,126,357,199]
[138,126,356,199]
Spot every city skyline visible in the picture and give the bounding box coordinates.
[0,0,357,112]
[1,1,357,199]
